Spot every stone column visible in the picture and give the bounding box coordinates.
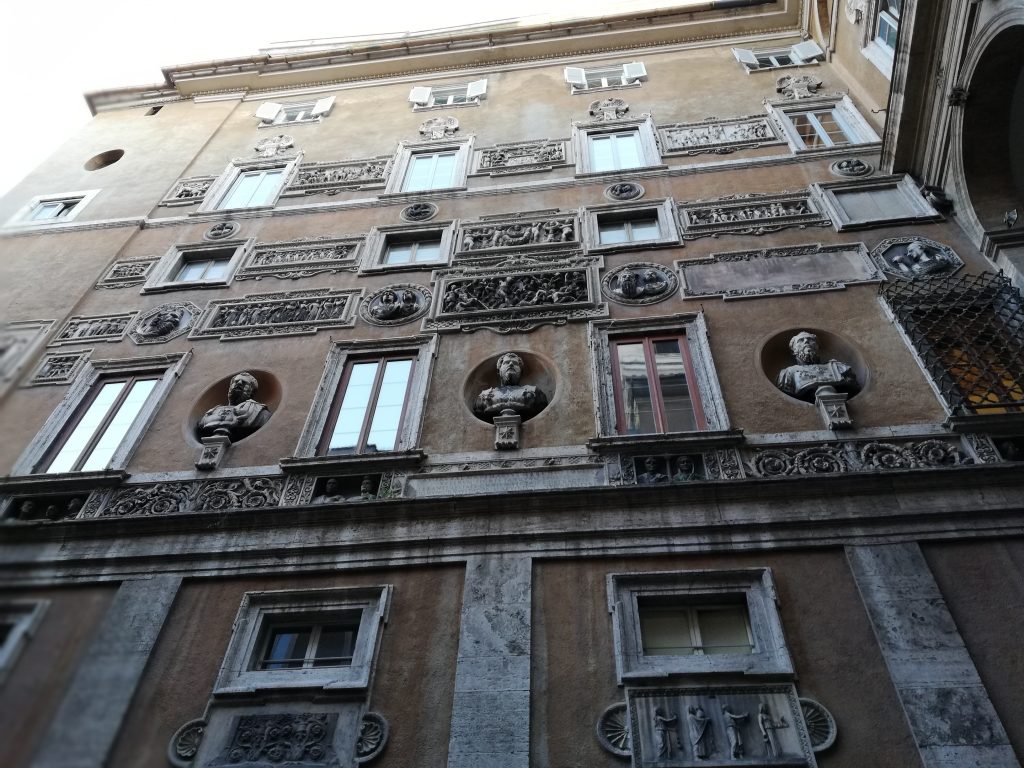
[447,555,531,768]
[847,544,1019,768]
[32,574,182,768]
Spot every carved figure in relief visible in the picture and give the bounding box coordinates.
[890,239,949,277]
[473,352,548,422]
[353,476,375,501]
[312,478,345,505]
[637,457,668,484]
[776,332,858,402]
[758,703,788,757]
[369,289,419,322]
[654,707,678,758]
[722,706,749,758]
[254,134,294,158]
[197,371,271,442]
[687,705,712,759]
[173,180,211,200]
[673,456,699,482]
[137,306,185,338]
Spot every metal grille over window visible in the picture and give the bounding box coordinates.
[880,272,1024,414]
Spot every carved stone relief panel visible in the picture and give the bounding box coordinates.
[590,97,630,121]
[359,284,431,326]
[631,454,704,484]
[775,73,824,99]
[129,302,200,344]
[829,158,873,178]
[425,255,606,334]
[254,134,295,157]
[284,156,391,195]
[473,139,570,176]
[204,221,240,241]
[627,685,818,767]
[94,476,285,518]
[869,236,963,281]
[50,313,135,346]
[159,176,216,207]
[606,182,645,201]
[27,350,91,386]
[234,237,362,281]
[189,288,359,341]
[676,191,830,239]
[602,262,677,305]
[0,319,54,390]
[215,713,338,766]
[678,243,881,300]
[420,115,459,139]
[658,115,783,156]
[744,437,968,478]
[401,203,437,222]
[94,259,158,289]
[456,212,580,257]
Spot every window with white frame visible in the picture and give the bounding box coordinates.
[383,237,443,265]
[573,117,662,176]
[11,354,188,476]
[732,40,824,71]
[584,199,679,251]
[403,152,458,192]
[768,95,880,154]
[7,190,100,227]
[408,80,488,109]
[142,239,253,293]
[385,140,472,196]
[292,337,437,460]
[607,569,793,682]
[254,96,335,126]
[362,223,454,273]
[564,62,647,92]
[198,155,301,214]
[215,586,390,694]
[0,601,48,684]
[875,0,901,52]
[219,169,286,209]
[589,131,644,173]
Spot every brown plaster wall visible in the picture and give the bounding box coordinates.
[922,540,1024,760]
[828,7,892,131]
[0,585,116,768]
[532,551,922,768]
[108,565,463,768]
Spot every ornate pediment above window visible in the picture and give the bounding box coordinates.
[424,254,606,334]
[676,190,830,239]
[657,115,784,156]
[455,210,581,262]
[471,138,571,176]
[282,156,392,196]
[233,236,363,281]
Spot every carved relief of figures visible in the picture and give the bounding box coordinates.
[679,193,828,238]
[13,495,86,522]
[402,202,437,221]
[29,351,90,385]
[130,302,198,344]
[872,236,962,281]
[441,269,587,313]
[420,116,459,139]
[589,97,629,121]
[254,134,294,157]
[52,314,133,344]
[477,140,566,172]
[197,371,271,443]
[776,331,858,402]
[654,708,679,758]
[722,706,749,758]
[360,284,431,326]
[606,182,644,200]
[758,704,789,757]
[192,289,358,340]
[95,260,157,289]
[458,216,577,252]
[660,117,780,155]
[603,263,676,305]
[830,158,872,177]
[632,455,703,484]
[311,476,375,504]
[290,159,389,193]
[776,74,823,99]
[687,705,713,759]
[690,200,809,225]
[162,177,215,205]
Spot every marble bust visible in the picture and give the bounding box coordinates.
[776,332,858,401]
[197,371,271,441]
[473,352,548,422]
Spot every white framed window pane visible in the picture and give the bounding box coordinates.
[175,261,208,282]
[599,222,629,244]
[431,153,457,188]
[45,382,127,473]
[80,378,157,471]
[364,359,412,452]
[384,244,414,264]
[697,607,753,654]
[640,607,697,655]
[30,201,67,220]
[790,112,829,149]
[204,259,232,280]
[249,170,284,206]
[328,362,379,451]
[813,111,850,145]
[630,219,660,241]
[404,156,434,191]
[413,241,442,262]
[590,136,616,172]
[221,173,262,208]
[653,339,696,432]
[613,133,643,169]
[617,342,656,434]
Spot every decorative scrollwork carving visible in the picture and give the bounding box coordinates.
[254,134,294,157]
[97,477,284,518]
[799,698,837,752]
[590,97,629,121]
[219,713,336,765]
[420,115,459,139]
[602,262,677,305]
[596,702,632,758]
[167,718,206,767]
[356,712,389,763]
[745,439,968,478]
[776,74,823,100]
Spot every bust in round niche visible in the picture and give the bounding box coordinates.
[776,331,859,402]
[196,371,272,442]
[473,352,549,423]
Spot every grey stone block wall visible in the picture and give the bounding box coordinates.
[447,555,532,768]
[847,544,1020,768]
[31,574,182,768]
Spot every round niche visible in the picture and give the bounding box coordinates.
[759,328,867,402]
[187,370,282,445]
[84,149,125,171]
[463,351,556,424]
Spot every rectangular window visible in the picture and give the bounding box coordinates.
[563,62,647,92]
[143,240,251,293]
[0,601,48,684]
[218,169,285,209]
[258,617,360,670]
[8,190,99,227]
[383,239,442,265]
[320,357,415,454]
[877,0,901,50]
[789,109,852,149]
[408,80,488,109]
[589,131,643,172]
[639,600,753,656]
[42,376,159,474]
[29,198,83,221]
[173,250,233,282]
[598,217,660,244]
[611,336,705,435]
[402,152,458,192]
[255,96,335,126]
[732,41,824,71]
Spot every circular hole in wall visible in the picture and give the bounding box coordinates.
[187,370,282,445]
[463,351,556,424]
[760,328,867,402]
[83,149,125,171]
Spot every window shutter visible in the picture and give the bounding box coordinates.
[791,40,825,63]
[408,86,432,105]
[732,48,760,68]
[564,67,587,87]
[255,102,283,122]
[622,62,647,82]
[310,96,335,117]
[466,79,488,100]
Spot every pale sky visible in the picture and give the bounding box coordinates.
[0,0,681,199]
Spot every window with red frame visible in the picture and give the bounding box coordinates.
[610,335,705,434]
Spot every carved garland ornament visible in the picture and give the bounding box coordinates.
[359,284,432,326]
[602,262,677,305]
[96,477,284,518]
[745,439,967,478]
